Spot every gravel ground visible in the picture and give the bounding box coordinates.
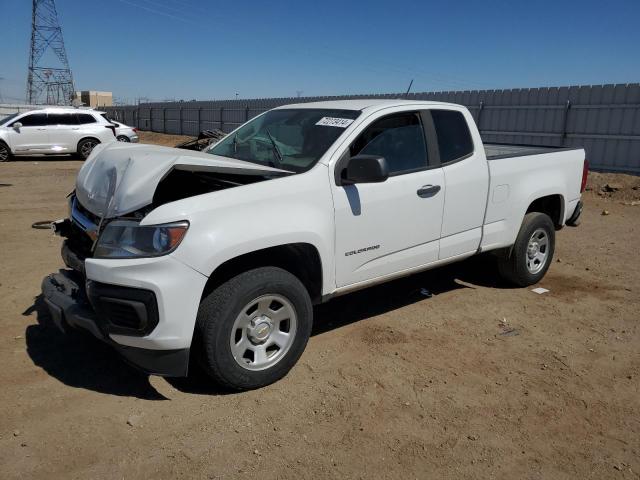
[0,136,638,479]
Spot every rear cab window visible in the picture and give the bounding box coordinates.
[430,110,474,164]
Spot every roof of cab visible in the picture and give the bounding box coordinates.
[273,98,461,112]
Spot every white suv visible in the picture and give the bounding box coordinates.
[0,108,117,161]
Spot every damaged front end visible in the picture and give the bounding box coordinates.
[42,143,290,376]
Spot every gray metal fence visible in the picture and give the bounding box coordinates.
[105,83,640,174]
[0,103,43,120]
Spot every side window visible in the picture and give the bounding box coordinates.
[76,113,97,124]
[350,112,427,175]
[47,113,79,125]
[431,110,474,164]
[15,113,47,127]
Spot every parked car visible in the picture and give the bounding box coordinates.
[42,99,587,390]
[111,121,139,143]
[0,108,117,161]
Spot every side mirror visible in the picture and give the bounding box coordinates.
[12,122,22,130]
[340,155,389,185]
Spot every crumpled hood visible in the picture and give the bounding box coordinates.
[75,142,289,218]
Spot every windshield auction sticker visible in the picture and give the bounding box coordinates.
[316,117,355,128]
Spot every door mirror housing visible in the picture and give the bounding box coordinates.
[340,155,389,185]
[12,122,22,130]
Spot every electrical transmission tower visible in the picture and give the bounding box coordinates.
[26,0,75,105]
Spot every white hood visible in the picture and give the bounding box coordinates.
[75,142,289,218]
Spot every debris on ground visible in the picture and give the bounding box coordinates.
[126,415,143,428]
[602,183,622,192]
[531,287,549,295]
[585,172,640,201]
[420,288,433,298]
[499,328,520,337]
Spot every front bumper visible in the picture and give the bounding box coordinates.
[41,270,190,376]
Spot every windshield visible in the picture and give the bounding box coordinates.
[0,113,20,126]
[207,108,361,173]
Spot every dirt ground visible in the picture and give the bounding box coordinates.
[0,135,638,479]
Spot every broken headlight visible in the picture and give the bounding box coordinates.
[94,220,189,259]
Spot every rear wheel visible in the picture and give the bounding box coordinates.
[0,142,11,162]
[196,267,313,391]
[77,138,99,160]
[497,212,555,286]
[117,135,130,142]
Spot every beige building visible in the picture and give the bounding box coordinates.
[74,91,113,108]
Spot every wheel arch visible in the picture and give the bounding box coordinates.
[526,193,565,229]
[201,243,324,305]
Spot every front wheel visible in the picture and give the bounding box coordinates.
[0,142,11,162]
[196,267,313,391]
[497,212,555,287]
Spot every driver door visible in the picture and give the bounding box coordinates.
[332,110,445,288]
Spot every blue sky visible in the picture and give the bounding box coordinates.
[1,0,639,103]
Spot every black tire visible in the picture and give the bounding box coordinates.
[497,212,555,287]
[77,138,100,160]
[0,141,11,162]
[196,267,313,391]
[117,135,130,142]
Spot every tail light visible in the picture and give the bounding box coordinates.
[133,128,139,133]
[580,158,589,193]
[105,125,116,136]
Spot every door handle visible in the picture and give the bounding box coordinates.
[417,184,441,198]
[37,128,47,130]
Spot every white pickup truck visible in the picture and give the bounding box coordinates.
[42,99,587,390]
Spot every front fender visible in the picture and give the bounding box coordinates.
[145,165,337,295]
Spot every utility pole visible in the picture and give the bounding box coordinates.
[26,0,75,105]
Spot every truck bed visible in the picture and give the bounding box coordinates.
[484,143,578,160]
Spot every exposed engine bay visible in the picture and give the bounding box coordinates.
[55,166,283,271]
[153,169,271,207]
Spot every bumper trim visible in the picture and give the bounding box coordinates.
[41,271,190,377]
[118,345,189,377]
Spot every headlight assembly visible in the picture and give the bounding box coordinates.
[94,220,189,259]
